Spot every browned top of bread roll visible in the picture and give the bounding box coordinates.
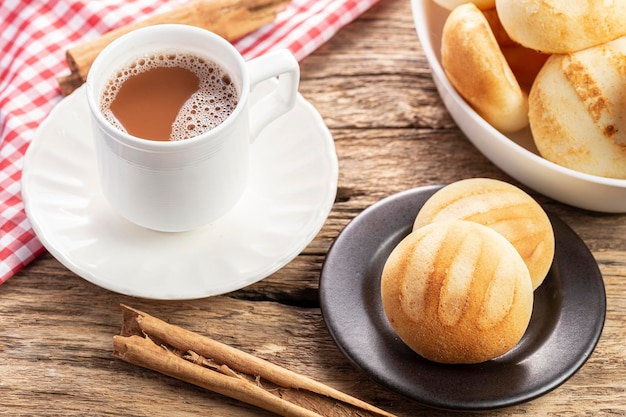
[381,220,534,364]
[496,0,626,54]
[441,3,528,133]
[529,38,626,179]
[413,178,554,290]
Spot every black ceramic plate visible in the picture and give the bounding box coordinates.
[320,185,606,411]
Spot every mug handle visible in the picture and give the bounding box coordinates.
[246,49,300,142]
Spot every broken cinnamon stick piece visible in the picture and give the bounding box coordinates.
[58,0,289,95]
[113,305,396,417]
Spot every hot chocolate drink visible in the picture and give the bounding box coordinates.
[100,53,238,141]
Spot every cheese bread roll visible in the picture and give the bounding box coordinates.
[382,220,533,364]
[413,178,554,290]
[441,3,528,132]
[496,0,626,53]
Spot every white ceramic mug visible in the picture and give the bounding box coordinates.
[85,24,299,232]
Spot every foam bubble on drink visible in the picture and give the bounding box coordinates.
[170,71,238,141]
[100,52,239,141]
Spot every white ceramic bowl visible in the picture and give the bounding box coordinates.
[411,0,626,213]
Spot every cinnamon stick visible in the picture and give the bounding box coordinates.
[113,305,396,417]
[58,0,289,96]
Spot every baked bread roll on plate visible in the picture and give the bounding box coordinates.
[441,3,528,132]
[381,220,534,364]
[496,0,626,53]
[413,178,554,290]
[529,37,626,179]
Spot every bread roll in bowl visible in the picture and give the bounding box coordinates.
[529,37,626,179]
[413,178,554,290]
[434,0,495,10]
[441,3,528,133]
[500,45,549,90]
[481,8,550,89]
[381,220,534,364]
[495,0,626,53]
[480,7,514,46]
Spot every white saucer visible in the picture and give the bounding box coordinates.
[22,82,338,300]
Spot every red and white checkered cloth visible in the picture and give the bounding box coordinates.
[0,0,379,284]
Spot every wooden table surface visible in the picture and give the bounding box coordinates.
[3,1,626,415]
